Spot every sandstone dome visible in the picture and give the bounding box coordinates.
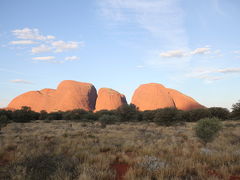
[95,88,127,111]
[8,80,97,112]
[131,83,204,111]
[167,88,204,110]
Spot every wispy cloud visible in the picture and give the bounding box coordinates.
[10,40,37,45]
[191,47,211,55]
[99,0,188,48]
[186,67,240,83]
[32,56,55,60]
[160,50,187,58]
[31,44,52,54]
[65,56,79,61]
[200,76,223,83]
[159,46,212,58]
[10,79,33,84]
[217,68,240,73]
[32,56,65,63]
[12,28,55,41]
[52,41,83,53]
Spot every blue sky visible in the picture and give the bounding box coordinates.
[0,0,240,109]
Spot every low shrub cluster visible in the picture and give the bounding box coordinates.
[0,100,239,127]
[195,117,223,144]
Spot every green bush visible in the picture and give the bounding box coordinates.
[141,110,157,122]
[208,107,230,120]
[154,108,184,126]
[231,100,240,120]
[62,109,96,121]
[12,106,39,122]
[99,114,119,128]
[195,118,222,144]
[186,108,211,122]
[46,111,63,120]
[117,104,141,121]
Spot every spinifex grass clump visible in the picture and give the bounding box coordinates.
[195,117,222,144]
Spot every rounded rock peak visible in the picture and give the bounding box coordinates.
[57,80,94,90]
[131,83,175,111]
[139,83,166,89]
[95,87,127,111]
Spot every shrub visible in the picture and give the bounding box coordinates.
[154,108,183,126]
[95,110,117,119]
[46,111,63,120]
[62,109,96,121]
[186,108,211,122]
[195,118,222,144]
[231,100,240,120]
[117,104,141,121]
[141,110,157,122]
[208,107,230,120]
[0,115,9,132]
[99,114,119,128]
[12,106,39,122]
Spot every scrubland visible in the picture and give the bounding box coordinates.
[0,120,240,180]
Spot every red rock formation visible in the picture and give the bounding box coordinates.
[131,83,175,111]
[131,83,204,111]
[8,80,97,112]
[167,88,204,110]
[95,88,127,111]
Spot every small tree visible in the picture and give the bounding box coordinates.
[195,118,222,144]
[231,100,240,120]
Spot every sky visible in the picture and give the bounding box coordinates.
[0,0,240,109]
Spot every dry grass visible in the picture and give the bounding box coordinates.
[0,120,240,180]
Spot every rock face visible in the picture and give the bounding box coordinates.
[95,88,127,111]
[8,81,204,112]
[167,88,204,111]
[131,83,204,111]
[8,80,97,112]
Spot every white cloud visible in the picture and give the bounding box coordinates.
[32,56,55,60]
[191,47,211,55]
[32,56,65,63]
[10,40,37,45]
[186,67,240,83]
[99,0,188,48]
[65,56,79,61]
[159,46,212,58]
[52,40,83,52]
[11,79,33,84]
[217,68,240,73]
[160,50,187,58]
[31,44,52,54]
[12,28,55,41]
